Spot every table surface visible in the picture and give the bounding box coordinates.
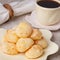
[0,0,60,60]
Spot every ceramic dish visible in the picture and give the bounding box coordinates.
[25,11,60,31]
[0,28,59,60]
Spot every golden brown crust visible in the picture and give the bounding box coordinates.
[16,38,34,52]
[15,22,33,38]
[31,29,42,40]
[1,42,18,55]
[37,37,48,49]
[25,44,44,59]
[4,30,19,43]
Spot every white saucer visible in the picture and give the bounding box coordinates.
[25,11,60,31]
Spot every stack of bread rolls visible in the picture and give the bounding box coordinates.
[1,22,48,59]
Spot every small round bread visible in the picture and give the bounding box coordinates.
[16,38,34,52]
[25,44,44,59]
[15,22,32,38]
[1,42,18,55]
[37,37,48,49]
[31,29,42,40]
[5,30,19,43]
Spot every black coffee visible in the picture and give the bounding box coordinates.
[37,1,60,8]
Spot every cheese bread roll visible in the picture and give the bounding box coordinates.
[15,22,32,38]
[25,44,44,59]
[5,30,19,43]
[31,29,42,40]
[1,42,18,55]
[37,37,48,49]
[16,38,34,52]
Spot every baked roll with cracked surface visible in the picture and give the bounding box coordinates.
[16,38,34,52]
[37,37,48,49]
[31,29,42,40]
[25,44,44,59]
[1,42,18,55]
[4,30,19,43]
[15,22,33,38]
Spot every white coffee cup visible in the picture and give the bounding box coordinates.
[35,0,60,26]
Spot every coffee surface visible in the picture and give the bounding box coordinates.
[37,1,60,8]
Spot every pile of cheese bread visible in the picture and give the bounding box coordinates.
[1,22,48,59]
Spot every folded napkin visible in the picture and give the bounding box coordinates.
[0,0,36,24]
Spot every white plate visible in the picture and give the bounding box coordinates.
[25,11,60,31]
[0,28,59,60]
